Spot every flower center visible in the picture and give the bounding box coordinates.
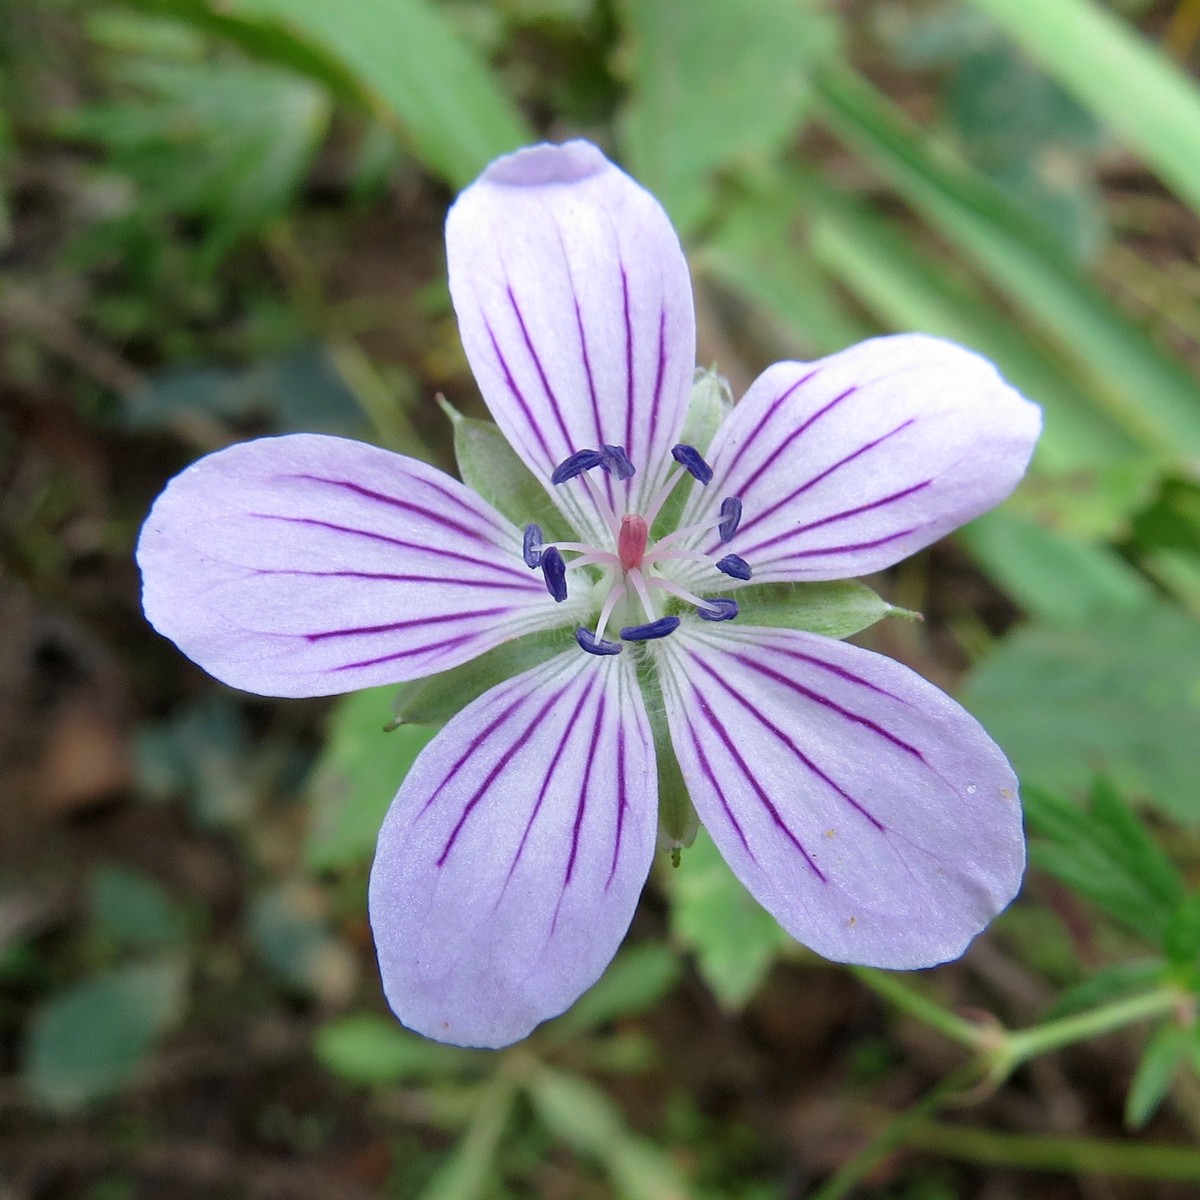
[521,443,751,656]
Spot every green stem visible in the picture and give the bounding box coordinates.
[851,967,988,1050]
[995,987,1185,1077]
[809,1064,982,1200]
[903,1121,1200,1182]
[856,968,1186,1083]
[418,1066,522,1200]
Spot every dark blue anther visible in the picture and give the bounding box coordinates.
[522,523,544,569]
[716,553,751,581]
[551,448,605,484]
[698,598,739,622]
[541,546,568,602]
[718,496,743,543]
[599,444,635,481]
[575,627,623,656]
[620,616,681,642]
[671,444,713,485]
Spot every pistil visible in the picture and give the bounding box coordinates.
[531,444,751,654]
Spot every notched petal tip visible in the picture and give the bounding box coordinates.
[480,139,608,188]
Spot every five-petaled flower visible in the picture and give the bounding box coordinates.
[138,140,1041,1049]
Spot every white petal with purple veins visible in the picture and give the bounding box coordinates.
[137,434,580,697]
[447,141,696,541]
[658,624,1024,968]
[675,334,1041,585]
[368,651,656,1048]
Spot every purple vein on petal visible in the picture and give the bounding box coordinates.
[732,420,916,541]
[678,698,753,857]
[564,686,605,889]
[768,528,920,562]
[765,641,909,704]
[249,568,535,592]
[736,480,932,559]
[437,685,565,868]
[507,284,573,451]
[717,367,822,485]
[484,314,554,464]
[647,306,667,458]
[499,672,599,905]
[330,632,477,673]
[688,678,826,881]
[621,263,635,459]
[302,606,514,643]
[607,667,633,888]
[736,385,859,503]
[689,654,885,833]
[248,514,530,580]
[419,676,536,821]
[278,473,504,542]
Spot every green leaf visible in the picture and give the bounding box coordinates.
[698,171,874,358]
[1164,893,1200,976]
[963,602,1200,822]
[1126,1023,1188,1129]
[306,686,439,871]
[968,0,1200,218]
[792,165,1137,471]
[438,399,568,538]
[389,630,569,727]
[733,579,906,640]
[23,961,186,1111]
[945,43,1103,261]
[667,829,789,1010]
[1021,781,1183,944]
[88,865,188,949]
[959,508,1154,626]
[247,881,354,1000]
[68,41,329,262]
[528,1068,694,1200]
[315,1012,475,1084]
[124,346,366,437]
[224,0,532,186]
[812,64,1200,457]
[617,0,834,236]
[419,1072,520,1200]
[1046,959,1166,1021]
[551,943,682,1037]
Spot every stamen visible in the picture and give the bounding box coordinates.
[626,568,657,622]
[716,553,752,580]
[540,546,568,602]
[593,582,626,643]
[620,616,680,641]
[642,464,686,528]
[599,445,635,480]
[581,471,621,540]
[551,448,604,484]
[698,598,739,622]
[576,627,622,655]
[671,444,713,485]
[718,496,743,543]
[522,523,543,568]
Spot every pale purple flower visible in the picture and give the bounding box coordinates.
[137,140,1041,1049]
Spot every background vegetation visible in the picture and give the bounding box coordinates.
[5,0,1200,1196]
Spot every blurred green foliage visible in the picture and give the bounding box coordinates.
[8,0,1200,1194]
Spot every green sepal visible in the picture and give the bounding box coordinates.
[635,654,699,853]
[679,365,732,455]
[651,366,733,538]
[731,579,913,640]
[389,629,572,727]
[438,397,569,538]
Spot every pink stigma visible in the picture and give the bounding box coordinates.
[618,514,648,571]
